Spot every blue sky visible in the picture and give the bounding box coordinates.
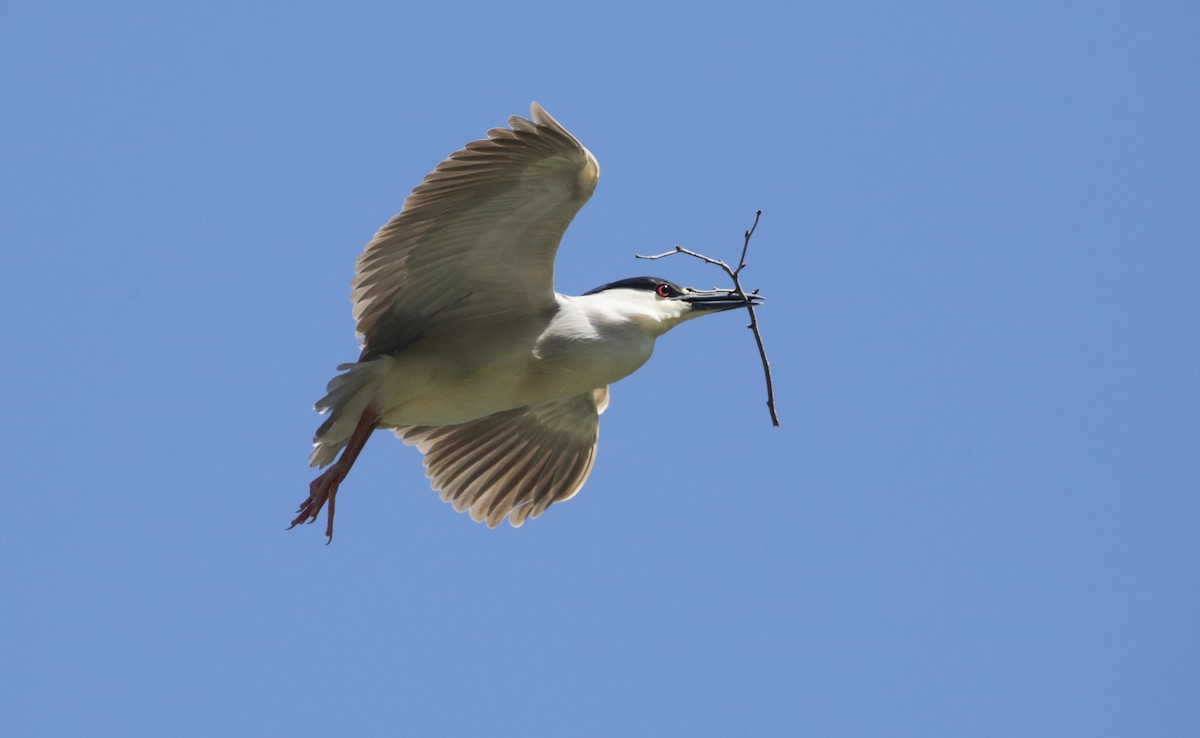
[3,2,1198,735]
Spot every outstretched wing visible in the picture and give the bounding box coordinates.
[353,103,601,360]
[394,387,611,527]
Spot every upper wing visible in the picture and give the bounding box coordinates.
[352,103,601,360]
[394,387,611,527]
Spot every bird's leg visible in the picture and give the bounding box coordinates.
[290,404,379,543]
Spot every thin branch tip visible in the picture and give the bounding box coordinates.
[636,210,779,426]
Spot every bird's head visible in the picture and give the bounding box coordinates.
[581,276,763,336]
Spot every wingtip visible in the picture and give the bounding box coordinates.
[524,102,599,186]
[530,101,559,129]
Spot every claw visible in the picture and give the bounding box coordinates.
[289,466,342,536]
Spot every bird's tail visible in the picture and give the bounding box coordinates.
[310,362,377,468]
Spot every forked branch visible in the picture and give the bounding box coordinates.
[636,210,779,426]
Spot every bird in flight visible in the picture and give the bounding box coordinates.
[292,103,761,540]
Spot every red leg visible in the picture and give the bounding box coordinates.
[290,405,379,543]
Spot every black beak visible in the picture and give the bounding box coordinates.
[680,287,765,312]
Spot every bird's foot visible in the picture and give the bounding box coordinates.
[289,465,344,543]
[291,404,378,544]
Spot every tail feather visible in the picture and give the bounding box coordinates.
[310,362,376,468]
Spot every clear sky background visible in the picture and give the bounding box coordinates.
[4,2,1198,736]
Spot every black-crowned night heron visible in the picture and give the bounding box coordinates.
[292,103,762,539]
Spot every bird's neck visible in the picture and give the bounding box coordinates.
[528,293,661,388]
[563,291,680,338]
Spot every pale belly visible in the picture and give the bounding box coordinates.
[367,322,655,427]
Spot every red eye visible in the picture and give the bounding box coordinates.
[655,283,672,298]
